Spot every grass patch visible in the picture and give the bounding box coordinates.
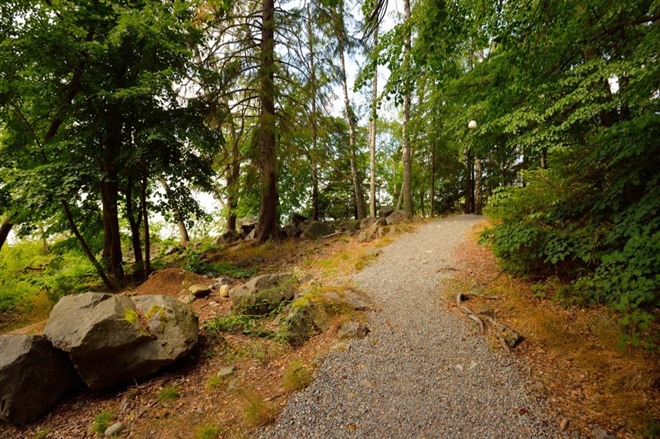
[195,424,224,439]
[91,409,113,435]
[33,429,50,439]
[282,360,313,391]
[157,385,180,403]
[242,390,276,427]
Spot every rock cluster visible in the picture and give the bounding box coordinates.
[0,292,198,425]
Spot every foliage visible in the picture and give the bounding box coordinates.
[91,409,114,436]
[0,240,97,318]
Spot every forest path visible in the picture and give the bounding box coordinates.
[261,215,557,439]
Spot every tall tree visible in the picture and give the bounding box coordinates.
[368,24,379,217]
[255,0,279,240]
[333,0,366,220]
[401,0,413,215]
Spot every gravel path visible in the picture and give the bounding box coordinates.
[261,215,557,439]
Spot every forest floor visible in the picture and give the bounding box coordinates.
[1,215,657,439]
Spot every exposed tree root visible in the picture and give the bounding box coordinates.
[455,292,521,350]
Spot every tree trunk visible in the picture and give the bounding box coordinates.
[369,26,379,218]
[464,148,474,213]
[141,172,151,279]
[159,176,190,245]
[0,218,13,252]
[336,4,366,220]
[475,157,483,215]
[125,177,144,279]
[307,4,320,221]
[62,202,116,290]
[101,105,124,285]
[226,136,241,232]
[430,146,436,217]
[101,174,124,284]
[401,0,413,215]
[256,0,279,241]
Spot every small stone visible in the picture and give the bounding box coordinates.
[208,301,219,307]
[217,365,236,378]
[104,421,125,437]
[592,427,615,439]
[331,341,351,352]
[455,364,463,372]
[337,321,370,340]
[189,284,212,298]
[218,284,230,298]
[226,378,240,394]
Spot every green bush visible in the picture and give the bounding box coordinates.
[483,165,659,346]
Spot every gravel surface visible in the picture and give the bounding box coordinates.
[261,215,557,439]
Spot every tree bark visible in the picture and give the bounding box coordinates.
[125,177,144,279]
[256,0,279,241]
[101,106,124,285]
[401,0,413,215]
[475,157,483,215]
[430,146,436,217]
[141,172,151,279]
[159,177,190,245]
[369,26,379,218]
[464,148,474,213]
[337,8,366,220]
[0,218,13,252]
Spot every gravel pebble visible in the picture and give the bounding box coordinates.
[261,215,558,438]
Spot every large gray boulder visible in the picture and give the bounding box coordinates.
[0,334,78,425]
[378,205,395,218]
[230,273,297,315]
[385,209,412,225]
[44,292,198,390]
[283,286,374,346]
[301,221,335,240]
[358,218,387,242]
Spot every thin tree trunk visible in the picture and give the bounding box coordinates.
[464,148,474,213]
[256,0,279,241]
[307,4,320,221]
[141,173,151,279]
[125,177,144,279]
[401,0,413,215]
[337,12,366,220]
[430,146,436,217]
[475,157,483,215]
[226,137,241,232]
[62,202,116,290]
[159,176,190,245]
[0,218,13,252]
[369,26,379,218]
